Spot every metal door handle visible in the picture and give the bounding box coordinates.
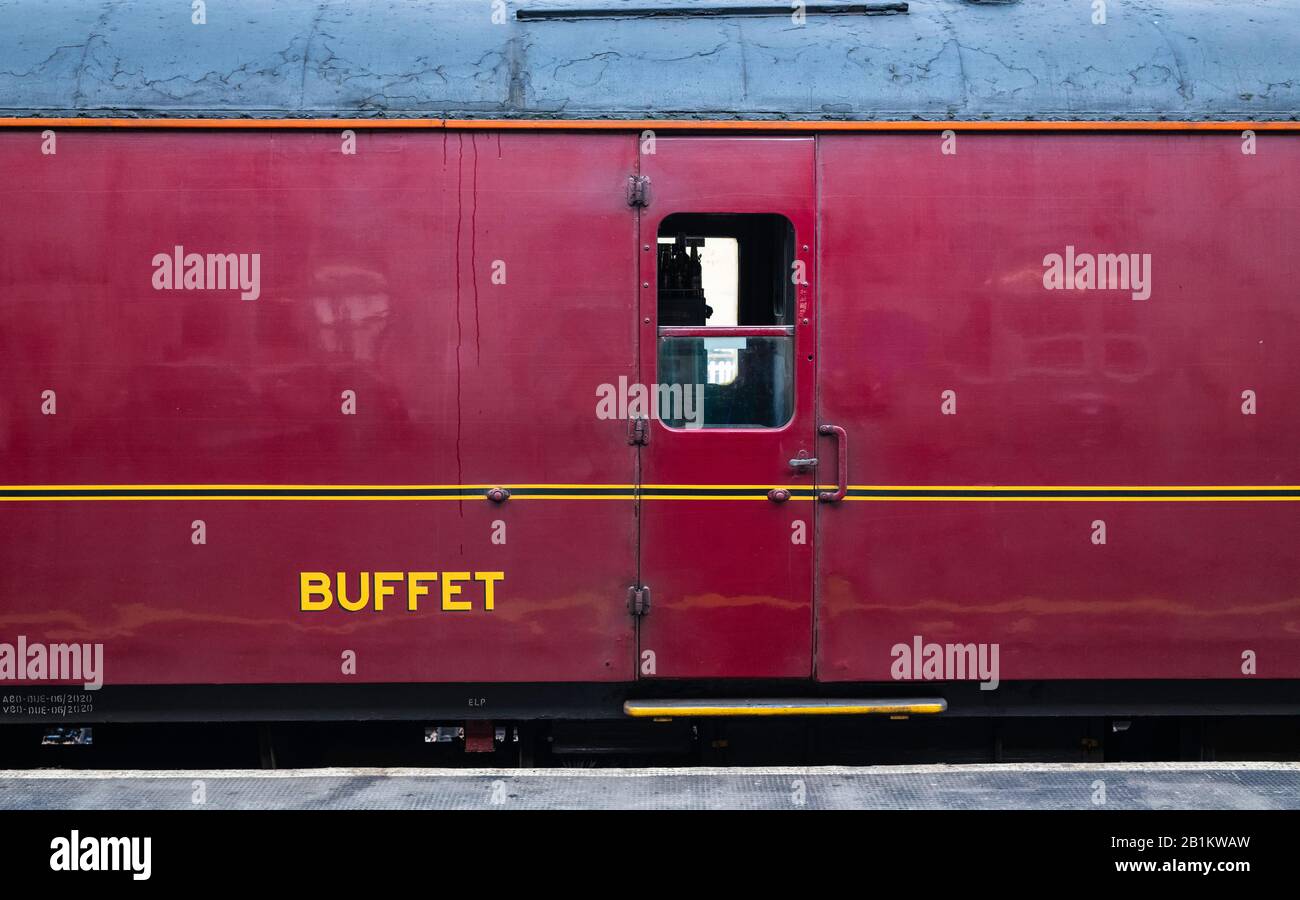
[817,424,847,503]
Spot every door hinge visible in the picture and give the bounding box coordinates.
[627,584,651,616]
[626,174,651,208]
[628,416,650,445]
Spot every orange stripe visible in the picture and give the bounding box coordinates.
[0,117,447,130]
[444,119,1300,133]
[0,117,1296,132]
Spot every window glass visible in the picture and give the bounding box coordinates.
[658,336,793,429]
[657,213,794,327]
[657,236,738,326]
[656,214,796,429]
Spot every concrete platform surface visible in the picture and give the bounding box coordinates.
[1,762,1297,810]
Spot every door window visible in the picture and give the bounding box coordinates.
[656,213,796,428]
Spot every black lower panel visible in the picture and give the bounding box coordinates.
[1,680,1298,724]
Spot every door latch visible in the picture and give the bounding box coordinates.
[789,457,818,469]
[627,585,651,616]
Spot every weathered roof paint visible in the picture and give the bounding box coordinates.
[0,0,1296,123]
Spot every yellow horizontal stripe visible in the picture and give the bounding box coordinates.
[5,484,1295,491]
[0,483,636,490]
[639,494,807,501]
[0,495,488,502]
[846,496,1300,502]
[647,483,814,489]
[624,700,946,717]
[0,496,800,502]
[849,484,1300,491]
[2,485,1297,502]
[508,494,637,500]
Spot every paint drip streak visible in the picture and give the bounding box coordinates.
[454,134,464,512]
[471,134,480,364]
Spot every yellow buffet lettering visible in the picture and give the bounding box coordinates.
[299,571,504,612]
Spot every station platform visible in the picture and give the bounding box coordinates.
[1,762,1297,810]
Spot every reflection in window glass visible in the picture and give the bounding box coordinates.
[658,336,793,428]
[708,344,739,386]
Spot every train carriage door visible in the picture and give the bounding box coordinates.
[635,137,818,679]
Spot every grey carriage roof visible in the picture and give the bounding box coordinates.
[1,0,1296,122]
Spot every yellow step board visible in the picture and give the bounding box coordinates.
[624,698,947,718]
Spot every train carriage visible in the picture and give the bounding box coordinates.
[1,0,1299,759]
